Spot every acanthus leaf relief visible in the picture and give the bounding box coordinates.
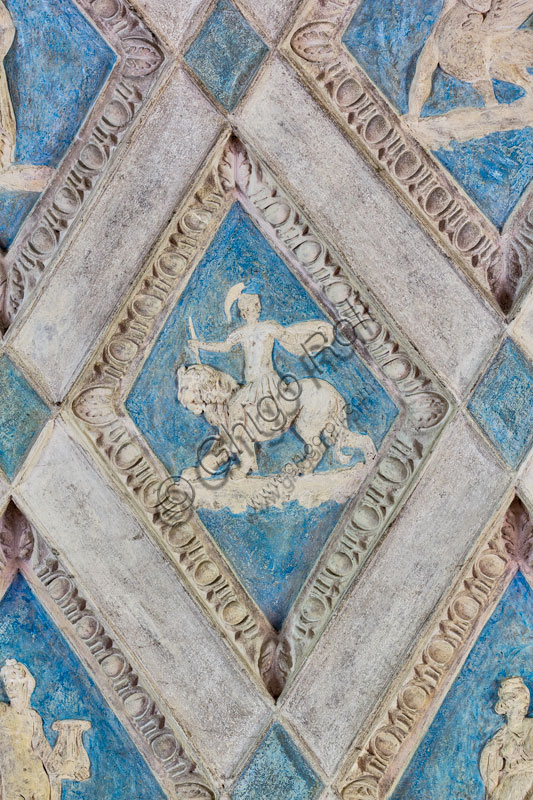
[125,198,398,632]
[0,0,531,796]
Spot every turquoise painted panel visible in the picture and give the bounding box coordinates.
[468,339,533,468]
[231,723,323,800]
[435,126,533,232]
[0,354,50,480]
[0,573,167,799]
[197,499,346,629]
[0,190,40,249]
[342,0,533,229]
[391,572,533,800]
[184,0,268,111]
[0,0,116,249]
[126,203,398,628]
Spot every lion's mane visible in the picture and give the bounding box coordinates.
[176,364,239,427]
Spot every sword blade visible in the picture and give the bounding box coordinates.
[188,316,201,362]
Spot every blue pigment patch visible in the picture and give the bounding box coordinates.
[342,0,533,229]
[468,339,533,468]
[391,572,533,800]
[184,0,268,111]
[435,127,533,231]
[0,190,41,249]
[0,0,116,249]
[126,202,398,628]
[231,723,323,800]
[197,500,346,629]
[0,573,167,799]
[0,354,50,480]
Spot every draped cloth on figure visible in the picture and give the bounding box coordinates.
[480,719,533,800]
[227,319,335,413]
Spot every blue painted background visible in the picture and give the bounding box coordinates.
[391,572,533,800]
[0,354,50,480]
[0,574,166,799]
[342,0,533,229]
[126,203,398,628]
[0,0,115,249]
[185,0,268,111]
[468,339,533,468]
[231,723,323,800]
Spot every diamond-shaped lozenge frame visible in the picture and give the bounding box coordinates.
[231,723,323,799]
[282,0,533,317]
[0,0,165,332]
[68,132,453,698]
[468,338,533,469]
[0,499,215,799]
[124,200,400,632]
[339,495,532,800]
[184,0,268,112]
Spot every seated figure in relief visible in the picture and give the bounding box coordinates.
[480,677,533,800]
[0,658,91,800]
[181,283,377,480]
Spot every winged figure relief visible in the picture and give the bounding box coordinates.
[406,0,533,147]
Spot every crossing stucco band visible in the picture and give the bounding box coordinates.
[0,0,531,798]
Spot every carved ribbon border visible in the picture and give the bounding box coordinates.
[68,131,453,697]
[281,0,533,316]
[0,500,216,800]
[1,0,166,332]
[339,495,533,800]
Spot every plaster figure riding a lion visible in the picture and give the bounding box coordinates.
[406,0,533,146]
[177,283,376,486]
[0,0,54,190]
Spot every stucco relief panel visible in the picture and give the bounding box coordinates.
[67,129,452,700]
[284,0,533,315]
[0,0,165,332]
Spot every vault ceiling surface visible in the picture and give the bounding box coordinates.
[0,0,531,798]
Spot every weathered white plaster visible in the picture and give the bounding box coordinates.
[237,0,299,42]
[9,67,223,403]
[512,290,533,361]
[281,413,511,775]
[135,0,209,51]
[236,58,503,398]
[0,473,10,508]
[320,789,341,800]
[520,449,533,508]
[0,1,529,790]
[15,421,270,781]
